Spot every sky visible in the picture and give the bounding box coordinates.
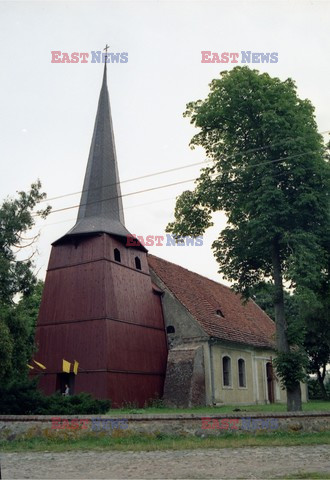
[0,0,329,285]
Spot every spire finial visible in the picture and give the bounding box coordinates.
[104,43,110,62]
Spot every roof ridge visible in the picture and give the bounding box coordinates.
[148,255,275,321]
[147,253,234,292]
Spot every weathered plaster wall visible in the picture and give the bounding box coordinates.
[150,270,210,407]
[211,343,255,404]
[150,270,207,346]
[211,344,307,405]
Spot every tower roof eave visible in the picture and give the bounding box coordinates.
[52,216,148,252]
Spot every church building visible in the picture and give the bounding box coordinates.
[33,61,307,407]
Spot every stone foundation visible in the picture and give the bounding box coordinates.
[163,344,206,407]
[0,412,329,441]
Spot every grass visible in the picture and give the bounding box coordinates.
[1,431,329,453]
[106,400,330,415]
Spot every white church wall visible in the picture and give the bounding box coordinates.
[210,343,256,405]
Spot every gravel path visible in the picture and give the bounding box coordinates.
[1,445,329,479]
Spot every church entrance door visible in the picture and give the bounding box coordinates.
[266,362,275,403]
[56,372,75,395]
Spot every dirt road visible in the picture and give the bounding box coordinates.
[1,444,329,479]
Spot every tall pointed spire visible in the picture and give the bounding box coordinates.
[57,60,133,243]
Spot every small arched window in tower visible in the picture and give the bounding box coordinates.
[238,358,246,387]
[222,356,231,387]
[216,309,224,318]
[114,248,121,263]
[166,325,175,334]
[135,256,141,270]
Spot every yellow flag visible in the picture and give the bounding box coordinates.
[73,360,79,375]
[33,360,46,370]
[62,359,71,373]
[27,364,34,369]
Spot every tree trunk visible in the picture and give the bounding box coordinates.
[271,239,289,354]
[271,238,302,411]
[287,383,302,411]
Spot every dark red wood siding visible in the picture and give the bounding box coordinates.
[34,234,168,406]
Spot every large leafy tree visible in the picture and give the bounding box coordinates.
[167,67,329,411]
[250,282,297,322]
[252,279,330,400]
[5,280,44,380]
[302,264,330,399]
[0,181,50,382]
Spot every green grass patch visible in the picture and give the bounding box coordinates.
[106,400,330,415]
[1,431,329,453]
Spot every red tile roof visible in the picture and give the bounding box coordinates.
[148,254,276,349]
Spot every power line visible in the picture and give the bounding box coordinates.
[33,149,321,218]
[32,165,314,234]
[38,129,330,204]
[34,177,197,216]
[40,161,209,203]
[34,196,176,230]
[33,165,291,230]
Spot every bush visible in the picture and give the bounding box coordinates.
[0,378,111,415]
[144,395,166,409]
[37,392,111,415]
[307,377,330,400]
[0,378,47,414]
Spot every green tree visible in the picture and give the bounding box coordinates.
[250,282,297,321]
[303,222,330,399]
[7,280,44,379]
[252,279,330,400]
[0,318,13,381]
[302,266,330,399]
[167,67,329,411]
[0,181,50,382]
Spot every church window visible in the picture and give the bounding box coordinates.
[114,248,121,262]
[238,358,246,387]
[135,256,142,270]
[166,325,175,334]
[216,309,224,317]
[222,356,231,387]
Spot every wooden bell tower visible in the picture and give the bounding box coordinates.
[34,60,168,406]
